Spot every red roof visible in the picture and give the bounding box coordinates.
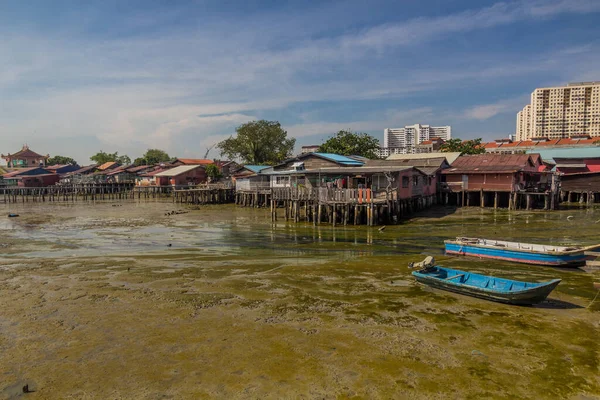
[444,154,539,174]
[485,137,600,149]
[175,158,213,165]
[2,145,48,159]
[98,161,119,171]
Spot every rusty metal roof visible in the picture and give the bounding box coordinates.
[443,154,537,174]
[98,161,119,171]
[364,157,448,169]
[175,158,213,165]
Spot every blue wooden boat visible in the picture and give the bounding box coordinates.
[412,265,560,305]
[444,237,600,267]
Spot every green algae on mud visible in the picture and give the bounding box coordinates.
[0,201,599,398]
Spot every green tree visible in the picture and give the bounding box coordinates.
[47,155,78,166]
[205,164,221,182]
[117,154,131,165]
[90,151,131,165]
[440,138,486,155]
[217,120,295,165]
[135,149,171,166]
[318,130,380,159]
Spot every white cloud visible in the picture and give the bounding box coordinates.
[0,0,599,162]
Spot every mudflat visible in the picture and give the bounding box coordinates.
[1,201,599,399]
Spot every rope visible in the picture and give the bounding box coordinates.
[587,289,600,309]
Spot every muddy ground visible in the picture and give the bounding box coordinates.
[0,201,599,399]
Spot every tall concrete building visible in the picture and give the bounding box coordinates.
[516,82,600,140]
[516,104,531,141]
[381,124,451,157]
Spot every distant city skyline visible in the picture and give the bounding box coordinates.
[1,0,600,162]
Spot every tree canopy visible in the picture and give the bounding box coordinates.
[205,164,221,181]
[318,130,380,159]
[47,155,78,166]
[90,151,131,165]
[217,120,295,165]
[134,149,171,166]
[440,138,486,155]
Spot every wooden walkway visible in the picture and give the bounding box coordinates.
[173,185,235,205]
[237,187,435,226]
[1,183,135,203]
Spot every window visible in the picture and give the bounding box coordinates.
[275,176,289,185]
[402,176,409,188]
[413,176,419,186]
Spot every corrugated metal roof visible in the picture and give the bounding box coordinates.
[526,147,600,161]
[124,165,153,173]
[98,161,119,171]
[3,167,41,178]
[444,154,536,174]
[364,157,447,168]
[312,153,364,166]
[264,166,414,175]
[63,164,98,176]
[175,158,213,165]
[387,152,461,165]
[154,165,200,177]
[555,164,588,168]
[244,165,270,173]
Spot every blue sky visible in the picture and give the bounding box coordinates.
[1,0,599,163]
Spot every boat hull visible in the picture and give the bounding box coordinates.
[412,267,560,305]
[445,242,587,267]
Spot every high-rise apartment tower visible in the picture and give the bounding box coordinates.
[516,82,600,140]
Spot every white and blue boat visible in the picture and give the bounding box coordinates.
[444,237,600,267]
[412,265,560,305]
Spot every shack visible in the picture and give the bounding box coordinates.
[154,165,206,186]
[17,174,60,187]
[273,152,364,171]
[233,165,271,191]
[2,167,56,187]
[442,153,556,209]
[527,147,600,205]
[366,156,451,199]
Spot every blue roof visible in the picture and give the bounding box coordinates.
[313,153,365,166]
[244,165,270,173]
[527,147,600,162]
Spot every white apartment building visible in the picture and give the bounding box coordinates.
[516,104,531,141]
[516,81,600,140]
[381,124,451,156]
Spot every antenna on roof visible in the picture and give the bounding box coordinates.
[203,143,216,160]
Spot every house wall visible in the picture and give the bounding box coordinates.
[397,170,429,199]
[561,173,600,192]
[446,173,516,191]
[168,168,207,185]
[235,176,270,191]
[271,175,293,188]
[19,175,60,187]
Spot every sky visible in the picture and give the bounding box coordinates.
[1,0,599,164]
